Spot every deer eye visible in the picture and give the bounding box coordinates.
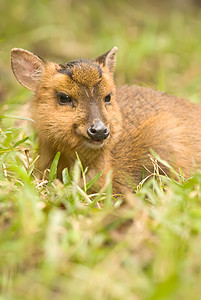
[57,92,73,106]
[104,93,111,104]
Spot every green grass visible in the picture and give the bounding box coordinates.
[1,126,201,300]
[1,1,201,299]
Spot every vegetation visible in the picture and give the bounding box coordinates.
[1,1,201,299]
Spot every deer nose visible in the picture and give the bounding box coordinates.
[87,120,110,141]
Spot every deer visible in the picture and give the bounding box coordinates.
[11,47,201,194]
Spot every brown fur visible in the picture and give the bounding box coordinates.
[11,48,201,193]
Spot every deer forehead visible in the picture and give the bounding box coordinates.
[43,63,112,97]
[58,60,103,88]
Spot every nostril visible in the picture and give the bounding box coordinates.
[87,127,96,138]
[90,127,97,134]
[104,128,110,139]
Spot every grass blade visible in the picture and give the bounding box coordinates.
[14,137,29,148]
[48,152,60,183]
[85,171,103,191]
[0,115,34,122]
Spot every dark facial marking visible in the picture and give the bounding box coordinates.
[58,65,73,79]
[58,59,103,80]
[63,59,90,68]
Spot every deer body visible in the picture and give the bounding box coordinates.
[11,47,201,193]
[113,85,201,191]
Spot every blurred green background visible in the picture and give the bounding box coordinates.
[2,1,201,300]
[1,0,201,107]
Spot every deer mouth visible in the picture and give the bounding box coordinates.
[74,127,105,149]
[85,138,105,149]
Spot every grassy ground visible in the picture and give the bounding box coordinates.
[1,1,201,299]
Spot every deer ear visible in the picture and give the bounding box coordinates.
[95,46,118,74]
[11,48,45,92]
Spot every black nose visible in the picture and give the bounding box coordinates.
[87,120,110,141]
